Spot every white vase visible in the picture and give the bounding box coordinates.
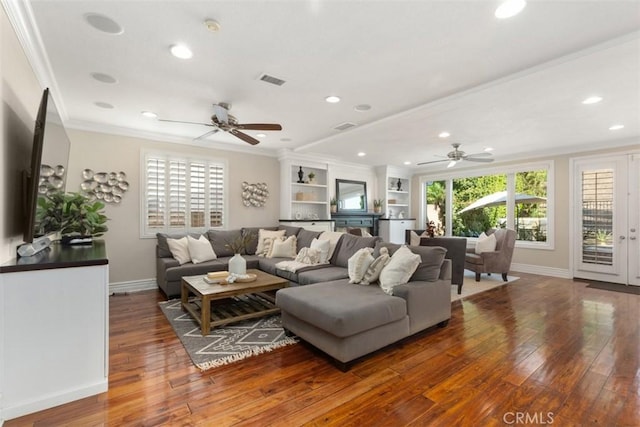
[229,253,247,275]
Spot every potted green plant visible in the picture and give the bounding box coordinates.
[373,198,384,213]
[308,171,316,184]
[36,191,108,244]
[330,197,338,213]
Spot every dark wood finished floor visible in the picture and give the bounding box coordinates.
[6,273,639,426]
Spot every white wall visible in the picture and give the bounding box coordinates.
[66,129,281,284]
[0,4,43,264]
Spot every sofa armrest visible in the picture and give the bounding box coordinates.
[393,279,451,335]
[156,257,179,291]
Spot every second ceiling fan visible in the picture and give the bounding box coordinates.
[159,102,282,145]
[418,143,494,168]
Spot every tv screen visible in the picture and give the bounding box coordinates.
[23,88,71,243]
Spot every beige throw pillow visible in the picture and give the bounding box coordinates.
[409,230,429,246]
[475,232,497,254]
[256,229,286,256]
[167,236,191,265]
[187,235,217,264]
[360,247,390,285]
[267,235,297,258]
[318,231,344,260]
[379,246,421,295]
[310,238,331,264]
[347,247,375,284]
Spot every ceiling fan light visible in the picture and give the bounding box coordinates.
[447,160,457,168]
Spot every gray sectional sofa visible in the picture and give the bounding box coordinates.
[156,226,452,369]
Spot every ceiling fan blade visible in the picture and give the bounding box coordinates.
[158,118,215,127]
[417,159,450,166]
[465,157,494,163]
[465,152,492,158]
[234,123,283,131]
[193,129,219,141]
[213,104,229,124]
[230,129,260,145]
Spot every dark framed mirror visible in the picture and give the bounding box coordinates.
[336,179,367,212]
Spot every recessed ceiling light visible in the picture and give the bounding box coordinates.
[256,133,266,138]
[354,104,371,112]
[170,44,193,59]
[403,161,411,165]
[582,96,603,105]
[91,72,117,84]
[84,13,124,34]
[438,132,450,138]
[357,152,366,157]
[484,147,494,152]
[141,111,157,118]
[495,0,527,19]
[95,102,114,109]
[325,95,341,103]
[609,124,625,131]
[204,19,221,32]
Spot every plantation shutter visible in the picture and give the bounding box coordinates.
[143,153,226,237]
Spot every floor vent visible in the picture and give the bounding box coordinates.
[258,73,286,86]
[334,122,358,131]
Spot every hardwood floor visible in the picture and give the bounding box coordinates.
[6,273,639,426]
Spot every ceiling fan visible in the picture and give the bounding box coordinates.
[159,102,282,145]
[417,143,494,168]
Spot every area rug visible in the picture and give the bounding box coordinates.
[585,280,640,295]
[159,299,297,371]
[451,271,519,302]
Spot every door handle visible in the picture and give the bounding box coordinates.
[620,236,626,240]
[631,236,637,240]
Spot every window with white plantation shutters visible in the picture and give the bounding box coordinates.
[142,152,226,237]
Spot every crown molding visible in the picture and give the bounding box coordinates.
[1,0,68,120]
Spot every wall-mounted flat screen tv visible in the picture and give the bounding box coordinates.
[23,88,71,243]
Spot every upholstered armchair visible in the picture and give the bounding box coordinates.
[464,228,516,282]
[405,230,467,295]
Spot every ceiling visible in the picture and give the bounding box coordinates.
[11,0,640,169]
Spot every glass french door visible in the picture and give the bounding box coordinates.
[573,154,640,285]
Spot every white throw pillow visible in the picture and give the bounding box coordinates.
[475,232,497,254]
[310,238,331,264]
[256,229,286,256]
[379,246,421,295]
[347,247,375,284]
[295,247,321,265]
[167,236,191,265]
[267,235,297,258]
[409,230,429,246]
[318,231,344,260]
[360,247,390,285]
[187,235,217,264]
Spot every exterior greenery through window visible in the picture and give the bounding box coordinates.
[425,169,548,243]
[143,153,225,237]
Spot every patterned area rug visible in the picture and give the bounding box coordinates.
[451,271,519,302]
[159,300,297,371]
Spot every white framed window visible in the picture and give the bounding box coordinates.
[419,160,554,250]
[141,150,227,238]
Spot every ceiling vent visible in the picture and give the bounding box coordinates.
[258,73,286,86]
[334,122,358,131]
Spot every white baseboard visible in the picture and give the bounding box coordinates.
[2,381,107,421]
[109,278,157,294]
[510,263,572,279]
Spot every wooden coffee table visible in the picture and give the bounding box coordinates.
[181,269,289,335]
